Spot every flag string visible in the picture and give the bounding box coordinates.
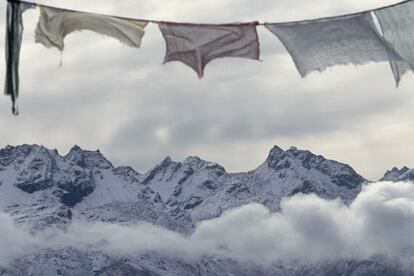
[8,0,414,26]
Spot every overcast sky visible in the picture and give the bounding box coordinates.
[0,0,413,180]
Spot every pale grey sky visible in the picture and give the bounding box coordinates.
[0,0,413,180]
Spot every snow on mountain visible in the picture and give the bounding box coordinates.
[3,248,410,276]
[3,248,288,276]
[0,143,368,232]
[0,144,367,230]
[0,144,190,232]
[381,166,414,182]
[143,145,366,223]
[0,144,409,275]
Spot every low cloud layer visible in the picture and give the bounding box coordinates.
[2,181,414,268]
[0,213,35,266]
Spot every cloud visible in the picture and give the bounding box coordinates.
[0,0,413,179]
[2,181,414,269]
[190,181,414,264]
[0,213,36,266]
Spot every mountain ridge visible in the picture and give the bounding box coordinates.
[0,143,411,275]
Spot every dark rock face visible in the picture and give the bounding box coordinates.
[288,148,364,190]
[141,157,173,185]
[177,167,194,185]
[65,145,113,170]
[15,178,54,194]
[0,145,33,167]
[266,146,365,190]
[3,145,97,207]
[14,149,58,193]
[330,174,363,189]
[57,179,96,207]
[266,146,287,169]
[290,181,326,197]
[114,166,141,184]
[226,182,249,195]
[14,156,96,207]
[183,196,203,209]
[199,180,217,190]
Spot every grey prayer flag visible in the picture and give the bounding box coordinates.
[158,22,260,78]
[35,6,148,52]
[5,0,35,115]
[265,13,393,78]
[375,1,414,86]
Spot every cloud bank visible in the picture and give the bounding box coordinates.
[0,213,36,266]
[2,181,414,268]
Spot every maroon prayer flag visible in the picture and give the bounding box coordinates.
[158,22,260,78]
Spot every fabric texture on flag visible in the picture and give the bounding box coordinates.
[158,22,260,78]
[264,13,394,78]
[5,0,35,115]
[375,1,414,86]
[35,6,148,51]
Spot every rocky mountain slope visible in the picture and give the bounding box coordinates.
[142,145,365,224]
[0,144,366,231]
[381,166,414,182]
[0,144,410,275]
[3,249,409,276]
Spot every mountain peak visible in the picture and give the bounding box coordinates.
[269,145,284,154]
[65,145,113,169]
[1,143,369,235]
[266,145,320,169]
[69,145,83,152]
[160,156,173,166]
[382,166,413,181]
[266,145,328,168]
[0,144,42,167]
[261,145,365,192]
[286,146,317,159]
[183,156,225,171]
[183,156,202,165]
[266,145,287,167]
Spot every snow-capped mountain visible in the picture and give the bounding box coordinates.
[381,166,414,182]
[142,145,365,224]
[0,144,191,233]
[0,144,366,231]
[0,144,409,275]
